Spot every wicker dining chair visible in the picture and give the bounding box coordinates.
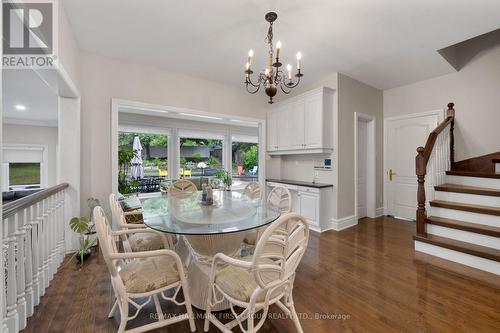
[109,193,174,252]
[242,182,262,200]
[94,206,196,333]
[168,179,198,195]
[245,186,292,247]
[205,212,309,333]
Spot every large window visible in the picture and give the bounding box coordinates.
[116,120,260,195]
[232,134,259,189]
[179,137,223,178]
[9,163,41,186]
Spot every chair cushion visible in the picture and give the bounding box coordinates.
[215,257,285,303]
[119,256,183,294]
[128,233,165,252]
[119,196,142,212]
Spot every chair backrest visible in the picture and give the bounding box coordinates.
[252,212,309,289]
[94,206,120,277]
[243,182,261,200]
[109,193,128,229]
[267,186,292,213]
[168,179,197,195]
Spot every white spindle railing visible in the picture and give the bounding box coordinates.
[425,124,451,203]
[2,184,68,332]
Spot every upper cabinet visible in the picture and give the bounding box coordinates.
[266,87,334,155]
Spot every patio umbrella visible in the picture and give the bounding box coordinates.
[131,136,144,179]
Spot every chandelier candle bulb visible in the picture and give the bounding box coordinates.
[248,50,253,66]
[296,52,302,70]
[287,64,292,80]
[276,41,282,59]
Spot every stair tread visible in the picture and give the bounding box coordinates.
[430,200,500,216]
[414,234,500,262]
[446,170,500,179]
[427,216,500,237]
[435,183,500,197]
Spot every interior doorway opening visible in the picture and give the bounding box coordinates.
[355,112,376,219]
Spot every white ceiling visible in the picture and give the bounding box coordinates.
[3,69,58,125]
[63,0,500,90]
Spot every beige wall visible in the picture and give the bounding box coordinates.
[384,44,500,161]
[58,2,81,91]
[3,124,59,187]
[80,52,265,209]
[337,74,384,218]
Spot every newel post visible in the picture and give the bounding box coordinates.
[447,102,455,166]
[416,147,427,235]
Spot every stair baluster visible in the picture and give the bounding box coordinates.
[415,103,455,235]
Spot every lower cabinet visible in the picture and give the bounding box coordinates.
[298,191,319,227]
[266,182,333,231]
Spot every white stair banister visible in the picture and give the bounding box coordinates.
[2,183,69,332]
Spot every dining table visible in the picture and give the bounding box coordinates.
[141,189,281,310]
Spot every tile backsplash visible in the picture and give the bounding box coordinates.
[268,154,335,185]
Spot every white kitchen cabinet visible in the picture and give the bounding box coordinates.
[289,100,305,150]
[277,104,292,150]
[298,191,319,227]
[266,181,334,232]
[304,93,323,148]
[266,87,334,155]
[267,111,279,151]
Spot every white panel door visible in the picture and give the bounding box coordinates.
[386,112,441,220]
[299,191,319,226]
[304,93,323,148]
[267,111,278,151]
[289,100,305,149]
[357,120,368,218]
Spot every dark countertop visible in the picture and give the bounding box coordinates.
[266,178,333,189]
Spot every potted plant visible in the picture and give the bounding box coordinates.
[215,169,232,191]
[68,197,100,265]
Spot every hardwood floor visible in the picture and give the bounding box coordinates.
[23,216,500,333]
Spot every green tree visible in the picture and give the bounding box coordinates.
[118,132,168,160]
[243,145,258,171]
[192,152,202,161]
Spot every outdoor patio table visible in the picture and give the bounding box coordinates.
[141,190,281,310]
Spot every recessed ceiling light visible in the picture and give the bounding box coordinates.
[15,104,26,111]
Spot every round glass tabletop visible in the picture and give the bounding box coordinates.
[142,190,281,235]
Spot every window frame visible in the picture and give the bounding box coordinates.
[2,144,48,191]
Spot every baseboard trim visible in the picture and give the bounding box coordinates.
[375,207,385,217]
[329,215,358,231]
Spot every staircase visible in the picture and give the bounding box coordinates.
[413,103,500,275]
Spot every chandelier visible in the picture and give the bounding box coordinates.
[244,12,303,104]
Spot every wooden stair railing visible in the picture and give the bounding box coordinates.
[415,102,455,235]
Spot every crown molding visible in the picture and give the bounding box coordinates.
[3,117,58,128]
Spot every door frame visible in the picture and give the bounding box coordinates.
[354,112,376,218]
[383,109,445,216]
